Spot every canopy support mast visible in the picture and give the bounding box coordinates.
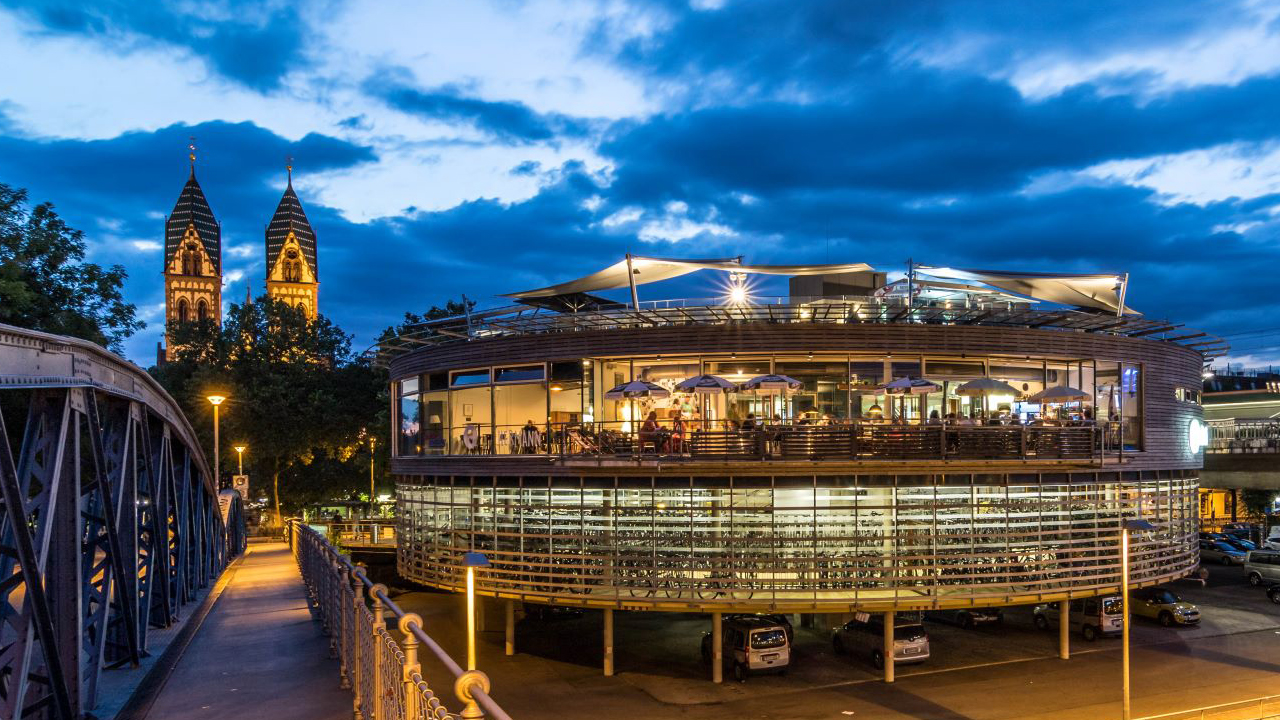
[1116,273,1129,318]
[625,253,640,310]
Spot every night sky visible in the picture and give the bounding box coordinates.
[1,1,1277,365]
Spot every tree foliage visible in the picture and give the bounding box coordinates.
[152,296,387,513]
[0,182,142,351]
[1241,488,1274,519]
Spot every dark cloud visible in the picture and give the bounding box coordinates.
[2,0,310,90]
[365,72,593,145]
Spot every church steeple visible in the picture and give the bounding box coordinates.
[265,160,319,319]
[160,139,223,361]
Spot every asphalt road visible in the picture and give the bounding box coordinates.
[390,564,1280,720]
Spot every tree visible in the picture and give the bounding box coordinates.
[153,296,386,519]
[379,296,475,341]
[1241,488,1274,519]
[0,182,142,351]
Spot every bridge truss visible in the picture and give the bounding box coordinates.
[0,324,245,719]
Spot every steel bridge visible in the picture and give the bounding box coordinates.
[0,323,245,719]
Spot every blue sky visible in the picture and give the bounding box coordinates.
[2,0,1279,366]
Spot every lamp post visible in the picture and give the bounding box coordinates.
[206,394,226,486]
[1121,518,1155,720]
[233,444,246,475]
[368,434,376,514]
[462,551,491,671]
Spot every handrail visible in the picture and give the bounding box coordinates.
[288,519,513,720]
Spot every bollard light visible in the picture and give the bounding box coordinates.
[206,393,228,487]
[462,552,491,671]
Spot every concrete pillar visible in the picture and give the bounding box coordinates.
[712,612,723,684]
[883,611,895,683]
[505,600,515,656]
[603,609,615,676]
[1059,601,1070,660]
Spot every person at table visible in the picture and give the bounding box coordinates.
[740,413,758,430]
[927,410,943,425]
[520,419,541,453]
[639,410,662,451]
[669,413,687,452]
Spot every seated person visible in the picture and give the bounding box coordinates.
[740,413,758,430]
[669,414,687,452]
[639,411,661,451]
[926,410,943,425]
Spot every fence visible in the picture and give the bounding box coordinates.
[1136,694,1280,720]
[289,520,512,720]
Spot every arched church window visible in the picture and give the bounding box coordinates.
[197,299,208,321]
[177,298,189,323]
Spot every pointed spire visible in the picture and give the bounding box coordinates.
[245,279,251,306]
[286,154,293,186]
[188,136,197,177]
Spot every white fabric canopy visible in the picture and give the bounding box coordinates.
[505,256,875,299]
[953,378,1021,396]
[916,266,1134,314]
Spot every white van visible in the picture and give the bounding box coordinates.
[1264,528,1280,552]
[1245,550,1280,586]
[701,616,791,681]
[1033,596,1124,641]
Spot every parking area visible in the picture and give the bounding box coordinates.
[390,564,1280,717]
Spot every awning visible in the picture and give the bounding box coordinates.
[916,266,1135,315]
[504,256,874,299]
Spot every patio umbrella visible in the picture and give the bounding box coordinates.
[676,374,735,429]
[876,377,941,422]
[605,380,670,434]
[739,374,802,422]
[954,377,1021,420]
[1028,386,1089,402]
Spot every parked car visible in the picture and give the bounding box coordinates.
[832,614,930,668]
[1269,585,1280,604]
[1224,538,1258,552]
[1198,531,1227,541]
[1200,540,1248,565]
[923,608,1003,629]
[726,613,794,643]
[1244,550,1280,586]
[1130,587,1200,626]
[1033,596,1123,641]
[702,615,790,681]
[1264,529,1280,552]
[1222,522,1257,537]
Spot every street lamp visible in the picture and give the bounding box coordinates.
[206,394,226,486]
[1121,518,1156,720]
[233,444,246,475]
[368,434,376,514]
[462,551,491,671]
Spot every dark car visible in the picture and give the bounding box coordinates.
[923,608,1003,629]
[1269,585,1280,605]
[1224,538,1258,552]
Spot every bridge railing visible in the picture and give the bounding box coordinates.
[289,519,512,720]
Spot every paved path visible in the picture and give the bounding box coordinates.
[143,542,351,720]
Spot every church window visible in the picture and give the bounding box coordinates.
[182,242,202,275]
[177,298,189,323]
[197,298,209,321]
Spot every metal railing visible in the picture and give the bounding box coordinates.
[289,520,512,720]
[1135,694,1280,720]
[318,520,398,548]
[423,419,1111,464]
[1206,419,1280,454]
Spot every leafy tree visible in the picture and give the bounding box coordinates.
[1241,488,1274,519]
[379,296,475,341]
[0,182,142,351]
[153,296,386,520]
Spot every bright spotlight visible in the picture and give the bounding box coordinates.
[729,285,747,304]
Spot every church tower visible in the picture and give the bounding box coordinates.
[265,163,319,319]
[161,145,222,361]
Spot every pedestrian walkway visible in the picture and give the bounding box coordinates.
[142,541,352,720]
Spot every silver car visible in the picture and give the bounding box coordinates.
[832,615,930,668]
[1200,539,1247,565]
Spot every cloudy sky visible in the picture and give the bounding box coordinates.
[2,0,1279,366]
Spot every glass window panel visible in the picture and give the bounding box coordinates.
[450,386,492,453]
[422,391,448,455]
[774,359,849,421]
[1122,363,1143,450]
[399,376,420,395]
[493,383,548,454]
[494,365,545,383]
[398,393,421,456]
[451,369,491,387]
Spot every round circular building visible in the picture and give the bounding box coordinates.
[381,260,1222,615]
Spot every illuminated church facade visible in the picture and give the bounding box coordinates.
[159,153,320,363]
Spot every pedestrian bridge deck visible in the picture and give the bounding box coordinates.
[141,541,351,720]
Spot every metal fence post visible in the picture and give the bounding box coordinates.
[350,569,364,719]
[339,558,352,689]
[454,669,491,720]
[399,613,423,719]
[370,583,388,720]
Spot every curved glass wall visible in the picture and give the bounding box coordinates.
[393,353,1145,458]
[396,474,1198,610]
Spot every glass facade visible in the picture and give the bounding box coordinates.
[396,473,1199,608]
[392,352,1144,457]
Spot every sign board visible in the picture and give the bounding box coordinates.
[854,611,870,623]
[232,474,250,499]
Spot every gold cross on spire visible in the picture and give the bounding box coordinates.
[189,136,197,167]
[286,154,293,183]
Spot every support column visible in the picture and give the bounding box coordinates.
[603,609,615,676]
[712,612,723,684]
[883,611,895,683]
[1059,601,1070,660]
[505,600,515,656]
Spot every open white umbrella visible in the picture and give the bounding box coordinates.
[877,377,941,394]
[954,377,1020,396]
[604,380,670,399]
[675,374,736,394]
[1028,385,1089,402]
[738,374,803,392]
